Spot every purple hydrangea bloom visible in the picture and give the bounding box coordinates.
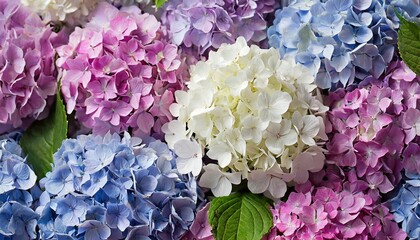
[38,132,201,240]
[325,60,420,199]
[267,0,420,90]
[56,2,186,139]
[0,0,62,133]
[161,0,280,63]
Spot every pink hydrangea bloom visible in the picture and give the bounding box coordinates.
[270,165,407,239]
[325,60,420,193]
[57,2,185,138]
[0,0,62,133]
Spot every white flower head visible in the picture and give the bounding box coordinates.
[163,38,327,189]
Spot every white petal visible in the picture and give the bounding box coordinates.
[212,177,232,197]
[247,170,270,194]
[270,92,292,115]
[223,171,242,185]
[266,136,284,155]
[301,135,316,146]
[302,115,320,138]
[175,157,193,174]
[199,165,222,189]
[174,139,201,159]
[207,144,233,168]
[268,177,287,199]
[282,130,298,146]
[191,157,203,176]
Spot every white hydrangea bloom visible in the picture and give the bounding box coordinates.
[21,0,99,25]
[164,37,328,199]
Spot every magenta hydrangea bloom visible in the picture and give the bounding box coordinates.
[269,165,407,239]
[325,60,420,198]
[0,0,61,133]
[161,0,280,63]
[56,2,185,138]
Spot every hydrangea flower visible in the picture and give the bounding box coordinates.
[269,164,407,239]
[390,172,420,239]
[0,132,39,239]
[164,37,328,199]
[161,0,279,63]
[38,132,201,239]
[20,0,99,26]
[56,2,185,139]
[0,0,61,133]
[325,60,420,199]
[267,0,420,90]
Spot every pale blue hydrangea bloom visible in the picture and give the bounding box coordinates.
[38,132,202,240]
[268,0,420,90]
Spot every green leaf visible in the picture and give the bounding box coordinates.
[208,192,273,240]
[396,11,420,75]
[154,0,166,8]
[20,90,68,178]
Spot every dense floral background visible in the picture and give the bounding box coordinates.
[0,0,419,239]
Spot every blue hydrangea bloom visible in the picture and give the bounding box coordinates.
[268,0,420,90]
[39,133,201,240]
[0,133,39,240]
[390,172,420,239]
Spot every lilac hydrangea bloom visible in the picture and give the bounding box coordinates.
[325,60,420,199]
[0,0,62,133]
[268,0,420,90]
[56,2,185,139]
[38,132,201,239]
[161,0,280,63]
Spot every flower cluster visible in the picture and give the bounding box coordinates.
[164,37,328,199]
[267,0,420,90]
[20,0,99,26]
[0,132,39,239]
[269,165,407,239]
[57,2,185,138]
[37,132,200,239]
[0,0,59,132]
[390,172,420,239]
[161,0,279,62]
[325,60,420,199]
